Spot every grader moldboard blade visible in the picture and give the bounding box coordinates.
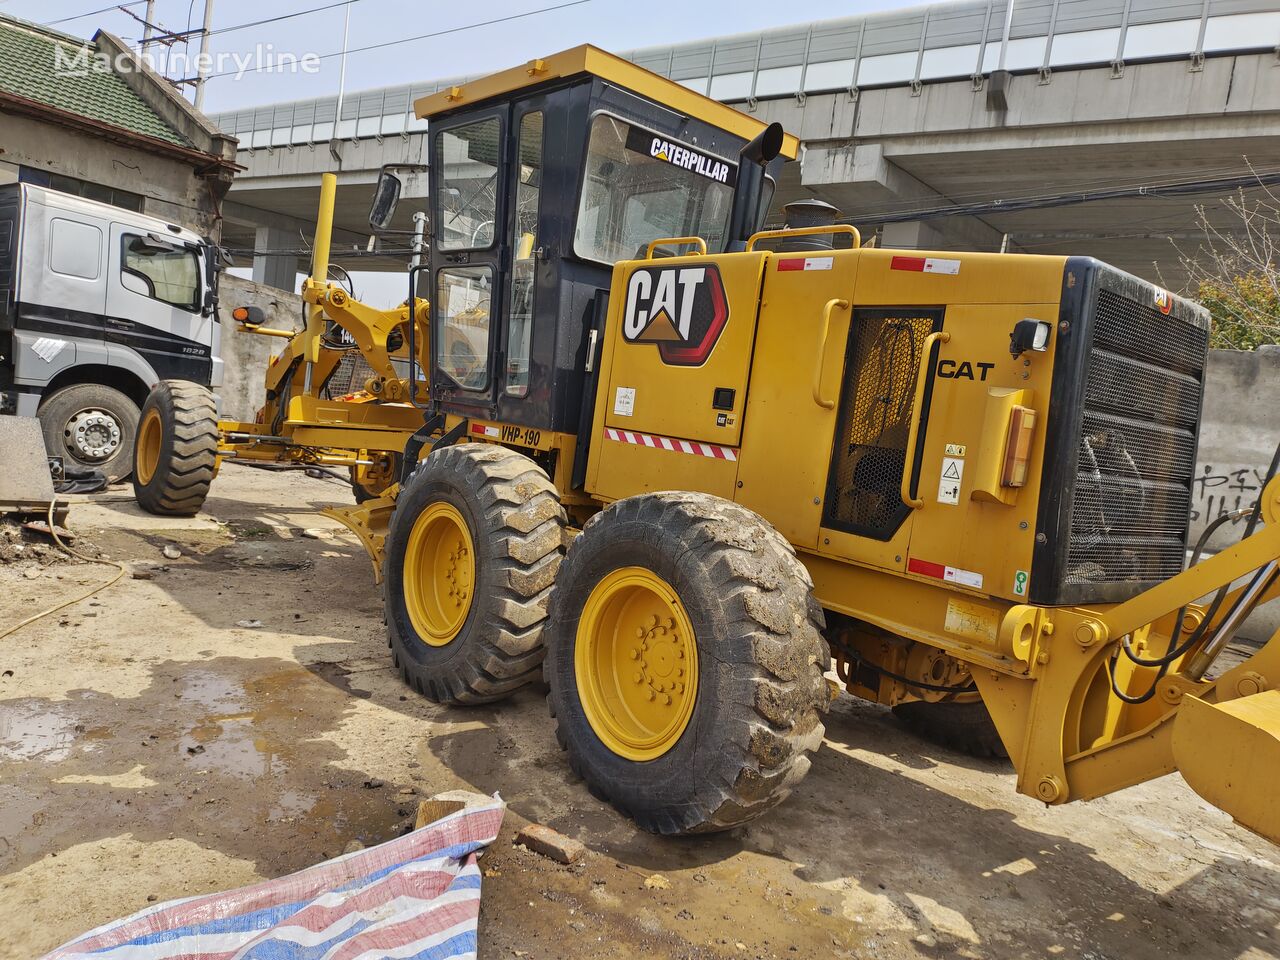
[1173,686,1280,844]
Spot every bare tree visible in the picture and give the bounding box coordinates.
[1166,169,1280,350]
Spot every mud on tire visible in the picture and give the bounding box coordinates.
[544,492,830,835]
[383,443,566,705]
[893,699,1009,759]
[132,380,218,516]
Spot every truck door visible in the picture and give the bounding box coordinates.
[105,222,213,383]
[430,106,508,420]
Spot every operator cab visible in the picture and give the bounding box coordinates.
[377,46,794,452]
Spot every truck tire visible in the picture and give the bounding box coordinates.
[383,444,565,705]
[892,699,1009,759]
[37,383,139,483]
[544,493,829,835]
[132,380,219,517]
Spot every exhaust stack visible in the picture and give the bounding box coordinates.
[726,122,785,251]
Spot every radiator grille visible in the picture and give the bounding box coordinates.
[825,308,942,539]
[1064,289,1209,586]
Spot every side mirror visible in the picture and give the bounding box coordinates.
[369,171,403,232]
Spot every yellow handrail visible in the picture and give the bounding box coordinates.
[900,331,951,509]
[812,299,850,410]
[746,224,861,252]
[644,236,708,259]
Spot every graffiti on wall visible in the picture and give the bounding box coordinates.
[1191,465,1268,526]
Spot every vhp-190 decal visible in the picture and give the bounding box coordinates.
[622,264,728,367]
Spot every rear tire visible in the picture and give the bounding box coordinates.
[892,699,1008,759]
[383,444,565,705]
[545,492,829,835]
[37,383,139,483]
[131,380,218,516]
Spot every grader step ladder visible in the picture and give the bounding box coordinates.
[132,46,1280,841]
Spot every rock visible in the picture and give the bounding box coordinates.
[363,778,385,789]
[301,528,327,540]
[23,568,39,580]
[162,545,182,560]
[515,823,586,865]
[914,933,938,948]
[643,874,670,890]
[235,619,263,630]
[147,894,158,903]
[342,840,365,855]
[128,564,154,581]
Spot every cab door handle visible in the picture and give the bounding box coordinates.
[812,298,850,410]
[901,330,952,509]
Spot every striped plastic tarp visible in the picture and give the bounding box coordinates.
[44,795,505,960]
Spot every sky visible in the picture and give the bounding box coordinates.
[9,0,924,113]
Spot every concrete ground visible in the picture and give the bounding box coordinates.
[0,463,1276,959]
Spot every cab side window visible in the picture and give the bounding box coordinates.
[505,111,543,398]
[122,235,200,310]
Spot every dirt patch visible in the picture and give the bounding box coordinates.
[0,462,1276,959]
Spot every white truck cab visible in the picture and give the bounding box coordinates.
[0,183,221,481]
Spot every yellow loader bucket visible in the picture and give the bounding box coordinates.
[1172,688,1280,844]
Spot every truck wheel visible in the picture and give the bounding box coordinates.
[383,444,565,705]
[544,493,829,835]
[892,699,1008,759]
[37,383,139,483]
[132,380,219,517]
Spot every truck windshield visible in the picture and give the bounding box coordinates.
[574,115,735,264]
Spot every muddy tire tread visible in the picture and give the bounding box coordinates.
[545,491,829,835]
[385,444,565,706]
[132,380,218,517]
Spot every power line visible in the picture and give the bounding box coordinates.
[147,0,370,44]
[202,0,592,81]
[46,1,145,26]
[849,171,1280,225]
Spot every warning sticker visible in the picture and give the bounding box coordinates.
[938,456,964,505]
[944,443,967,457]
[1013,570,1029,597]
[613,386,636,417]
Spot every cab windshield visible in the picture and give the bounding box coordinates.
[574,115,735,264]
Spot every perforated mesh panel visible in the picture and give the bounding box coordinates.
[825,308,942,539]
[326,352,374,397]
[1064,289,1209,585]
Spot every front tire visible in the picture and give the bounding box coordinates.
[38,383,140,483]
[131,380,218,516]
[383,444,565,705]
[545,492,829,835]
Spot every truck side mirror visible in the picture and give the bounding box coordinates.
[369,171,403,232]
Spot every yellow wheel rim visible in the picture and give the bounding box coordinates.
[403,501,475,646]
[575,567,699,761]
[136,408,163,485]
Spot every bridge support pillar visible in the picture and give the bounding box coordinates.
[252,226,300,292]
[880,220,944,251]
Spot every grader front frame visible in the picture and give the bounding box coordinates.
[130,45,1280,843]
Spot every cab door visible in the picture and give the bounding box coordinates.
[430,106,508,420]
[493,95,553,426]
[105,222,212,382]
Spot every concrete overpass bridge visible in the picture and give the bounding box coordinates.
[211,0,1280,289]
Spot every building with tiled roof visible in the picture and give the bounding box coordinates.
[0,12,239,237]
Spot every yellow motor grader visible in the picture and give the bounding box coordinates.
[132,46,1279,840]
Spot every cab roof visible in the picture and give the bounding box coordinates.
[413,44,800,161]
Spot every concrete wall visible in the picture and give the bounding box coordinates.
[216,275,302,422]
[1193,346,1280,642]
[0,113,223,237]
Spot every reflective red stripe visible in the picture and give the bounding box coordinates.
[907,557,946,580]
